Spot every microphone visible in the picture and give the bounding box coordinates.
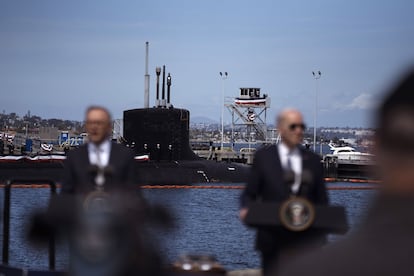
[88,165,113,187]
[284,169,314,195]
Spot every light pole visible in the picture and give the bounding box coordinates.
[219,72,228,150]
[312,71,321,152]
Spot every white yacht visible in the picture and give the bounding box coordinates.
[326,143,374,164]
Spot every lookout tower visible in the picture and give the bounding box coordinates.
[226,88,271,142]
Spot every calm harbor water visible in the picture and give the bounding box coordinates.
[0,184,377,271]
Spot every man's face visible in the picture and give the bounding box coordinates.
[278,111,305,148]
[85,109,112,145]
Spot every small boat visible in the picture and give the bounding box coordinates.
[326,143,374,164]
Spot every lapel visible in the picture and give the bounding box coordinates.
[269,144,282,172]
[271,144,291,196]
[299,147,313,196]
[77,145,95,188]
[80,144,91,168]
[301,147,310,171]
[108,142,116,166]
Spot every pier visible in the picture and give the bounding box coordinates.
[0,181,379,189]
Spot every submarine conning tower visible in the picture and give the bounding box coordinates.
[123,65,198,161]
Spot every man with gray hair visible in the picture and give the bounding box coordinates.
[58,106,166,276]
[62,105,138,194]
[240,108,328,275]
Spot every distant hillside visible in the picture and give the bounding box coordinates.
[190,116,218,124]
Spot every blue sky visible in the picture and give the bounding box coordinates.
[1,0,414,127]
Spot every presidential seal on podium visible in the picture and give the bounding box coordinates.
[279,197,316,232]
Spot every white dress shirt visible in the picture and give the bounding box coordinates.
[278,142,302,194]
[88,139,111,168]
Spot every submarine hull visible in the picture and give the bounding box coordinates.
[0,160,250,185]
[135,160,249,185]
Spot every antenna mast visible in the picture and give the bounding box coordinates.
[144,42,150,108]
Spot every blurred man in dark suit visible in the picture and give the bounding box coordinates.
[57,106,168,276]
[239,109,328,275]
[61,106,137,194]
[277,70,414,276]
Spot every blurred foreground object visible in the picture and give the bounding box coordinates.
[29,189,172,276]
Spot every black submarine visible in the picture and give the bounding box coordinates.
[123,59,249,185]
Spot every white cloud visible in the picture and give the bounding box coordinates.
[345,93,378,110]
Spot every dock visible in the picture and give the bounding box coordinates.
[193,145,377,181]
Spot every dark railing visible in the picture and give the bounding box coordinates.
[2,179,58,270]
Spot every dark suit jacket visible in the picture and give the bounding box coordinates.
[61,142,138,194]
[240,144,328,253]
[277,194,414,276]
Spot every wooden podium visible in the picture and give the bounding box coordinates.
[245,201,349,234]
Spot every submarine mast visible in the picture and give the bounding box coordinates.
[144,41,150,108]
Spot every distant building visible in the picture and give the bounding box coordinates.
[39,126,59,140]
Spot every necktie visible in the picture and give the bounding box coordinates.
[286,154,292,170]
[95,147,105,187]
[286,153,298,194]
